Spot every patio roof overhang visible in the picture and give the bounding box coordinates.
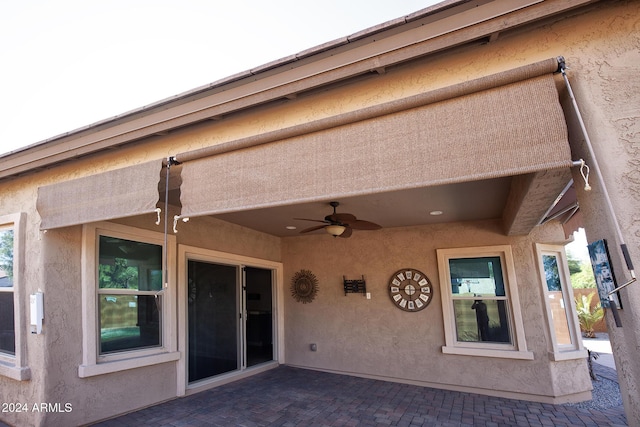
[0,0,596,182]
[35,58,575,237]
[172,58,574,237]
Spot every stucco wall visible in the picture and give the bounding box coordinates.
[552,1,640,423]
[0,162,281,426]
[117,210,282,264]
[281,219,591,401]
[2,0,639,425]
[41,217,279,427]
[0,174,47,426]
[37,225,179,426]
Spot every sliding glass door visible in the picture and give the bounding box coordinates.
[187,261,273,384]
[245,267,274,367]
[188,260,239,382]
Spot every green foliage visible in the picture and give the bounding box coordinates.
[575,292,604,338]
[570,260,597,289]
[0,230,14,281]
[567,257,582,275]
[99,258,139,289]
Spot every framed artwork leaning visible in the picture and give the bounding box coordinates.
[587,239,621,309]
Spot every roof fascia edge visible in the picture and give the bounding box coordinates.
[1,3,470,164]
[0,0,597,180]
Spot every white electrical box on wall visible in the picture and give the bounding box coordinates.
[30,292,44,334]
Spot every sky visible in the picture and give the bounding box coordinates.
[566,228,590,262]
[0,0,440,156]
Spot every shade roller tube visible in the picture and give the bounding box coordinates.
[179,59,572,218]
[37,160,163,230]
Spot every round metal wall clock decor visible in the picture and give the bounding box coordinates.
[388,268,433,312]
[290,269,319,304]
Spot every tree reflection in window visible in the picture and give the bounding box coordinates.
[98,235,162,354]
[0,227,15,355]
[0,229,13,285]
[99,258,139,289]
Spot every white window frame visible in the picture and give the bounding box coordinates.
[535,243,586,361]
[0,213,30,381]
[79,222,179,378]
[437,245,533,359]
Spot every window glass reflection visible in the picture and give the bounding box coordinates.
[453,299,511,343]
[98,235,163,354]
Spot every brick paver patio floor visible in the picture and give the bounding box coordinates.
[93,365,627,426]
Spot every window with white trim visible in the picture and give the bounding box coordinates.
[0,213,30,381]
[0,224,16,356]
[535,244,585,360]
[437,246,532,359]
[79,222,179,378]
[98,235,163,354]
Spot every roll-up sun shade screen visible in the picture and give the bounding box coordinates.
[177,60,572,219]
[37,160,163,230]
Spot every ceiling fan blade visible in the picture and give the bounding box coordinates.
[295,203,380,237]
[300,225,327,233]
[339,227,353,238]
[294,218,329,224]
[326,213,357,223]
[347,219,382,230]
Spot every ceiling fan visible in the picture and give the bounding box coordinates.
[295,201,382,237]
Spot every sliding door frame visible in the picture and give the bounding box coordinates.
[176,244,283,396]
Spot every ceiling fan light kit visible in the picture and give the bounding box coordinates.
[325,224,346,236]
[295,201,381,238]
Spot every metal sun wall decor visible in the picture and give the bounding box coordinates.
[290,269,319,304]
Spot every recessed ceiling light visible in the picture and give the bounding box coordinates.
[429,210,443,216]
[286,225,297,230]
